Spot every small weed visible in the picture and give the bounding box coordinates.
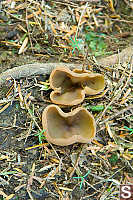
[108,153,118,165]
[124,126,133,135]
[35,129,46,144]
[84,104,112,112]
[85,31,107,57]
[34,43,41,51]
[73,170,91,190]
[36,81,50,91]
[70,35,84,54]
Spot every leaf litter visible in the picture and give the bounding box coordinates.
[0,0,133,199]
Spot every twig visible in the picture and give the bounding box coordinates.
[75,2,88,39]
[69,144,85,178]
[99,105,133,125]
[0,63,83,86]
[25,0,34,54]
[96,56,133,124]
[123,0,133,9]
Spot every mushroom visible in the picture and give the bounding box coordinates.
[42,105,96,146]
[73,68,105,95]
[49,67,105,105]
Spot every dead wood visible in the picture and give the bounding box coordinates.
[0,63,83,86]
[97,46,133,66]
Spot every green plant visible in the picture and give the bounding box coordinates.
[108,153,118,165]
[84,104,112,112]
[35,129,46,144]
[85,31,107,57]
[73,170,91,190]
[37,81,50,91]
[124,126,133,135]
[70,35,84,54]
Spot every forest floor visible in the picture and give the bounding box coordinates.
[0,0,133,200]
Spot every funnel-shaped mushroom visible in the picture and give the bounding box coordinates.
[42,105,96,146]
[73,68,105,95]
[50,67,105,105]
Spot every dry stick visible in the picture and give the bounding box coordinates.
[25,0,34,54]
[97,16,133,24]
[75,2,88,39]
[99,105,133,125]
[96,56,133,124]
[75,2,88,71]
[123,0,133,9]
[0,63,83,86]
[69,144,85,178]
[4,9,26,22]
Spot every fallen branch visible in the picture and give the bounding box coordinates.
[0,63,83,86]
[97,46,133,66]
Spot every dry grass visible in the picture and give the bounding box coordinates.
[0,0,133,199]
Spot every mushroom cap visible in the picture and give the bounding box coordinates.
[50,88,85,106]
[49,67,105,105]
[42,105,96,146]
[73,68,105,95]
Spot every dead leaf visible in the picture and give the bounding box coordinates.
[18,37,28,54]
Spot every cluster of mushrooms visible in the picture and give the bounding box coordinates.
[42,67,105,146]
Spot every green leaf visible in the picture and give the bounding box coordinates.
[124,126,133,135]
[73,170,91,190]
[85,31,107,57]
[35,43,41,51]
[35,129,46,144]
[40,84,49,91]
[108,153,118,165]
[70,37,84,54]
[19,33,27,43]
[85,105,112,112]
[85,32,97,42]
[89,41,96,51]
[94,51,103,57]
[97,40,106,51]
